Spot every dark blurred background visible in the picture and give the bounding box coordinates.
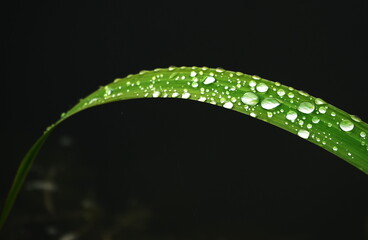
[1,1,368,239]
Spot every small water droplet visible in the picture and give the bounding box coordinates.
[252,75,261,80]
[223,102,233,109]
[312,116,320,124]
[191,82,199,88]
[298,129,310,139]
[203,76,216,85]
[288,92,294,98]
[350,115,361,122]
[256,83,269,92]
[319,106,327,114]
[250,112,257,118]
[152,91,161,98]
[261,98,280,110]
[182,92,191,99]
[241,92,259,106]
[331,112,336,117]
[360,132,366,138]
[339,119,354,132]
[286,110,298,121]
[172,92,179,98]
[198,96,206,102]
[298,102,315,114]
[315,98,326,105]
[277,89,285,97]
[190,71,197,77]
[249,80,257,87]
[332,146,338,151]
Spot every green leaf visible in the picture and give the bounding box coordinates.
[1,66,367,229]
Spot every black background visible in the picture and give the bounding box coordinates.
[2,1,368,239]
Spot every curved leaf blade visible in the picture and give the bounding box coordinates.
[1,66,367,229]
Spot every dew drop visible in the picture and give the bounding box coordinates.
[298,102,315,114]
[250,112,257,118]
[261,98,280,110]
[351,115,361,122]
[333,146,338,151]
[288,92,294,98]
[203,76,216,85]
[339,119,354,132]
[315,98,326,105]
[191,82,199,88]
[319,106,327,114]
[249,80,257,87]
[277,89,286,97]
[297,129,310,139]
[241,92,259,106]
[312,116,320,124]
[190,71,197,77]
[152,91,161,98]
[360,132,366,138]
[256,83,269,92]
[223,102,233,109]
[182,92,191,99]
[286,110,298,121]
[198,96,206,102]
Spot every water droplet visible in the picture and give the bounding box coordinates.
[250,112,257,118]
[172,92,179,98]
[252,75,261,80]
[256,83,269,92]
[360,132,366,138]
[350,115,361,122]
[182,92,191,99]
[261,98,280,110]
[339,119,354,132]
[315,98,326,105]
[286,110,298,121]
[190,71,197,77]
[241,92,259,106]
[104,86,112,96]
[288,92,294,98]
[319,106,327,114]
[249,80,257,87]
[203,76,216,85]
[298,102,315,114]
[332,146,338,151]
[298,129,310,139]
[198,96,206,102]
[223,102,233,109]
[277,89,285,97]
[331,112,336,117]
[152,91,161,98]
[312,116,320,124]
[191,82,199,88]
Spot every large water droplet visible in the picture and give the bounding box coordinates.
[261,98,280,110]
[241,92,259,106]
[203,76,216,85]
[297,129,310,139]
[286,110,298,121]
[256,83,269,92]
[339,119,354,132]
[298,102,315,114]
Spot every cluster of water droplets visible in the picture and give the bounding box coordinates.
[72,66,367,161]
